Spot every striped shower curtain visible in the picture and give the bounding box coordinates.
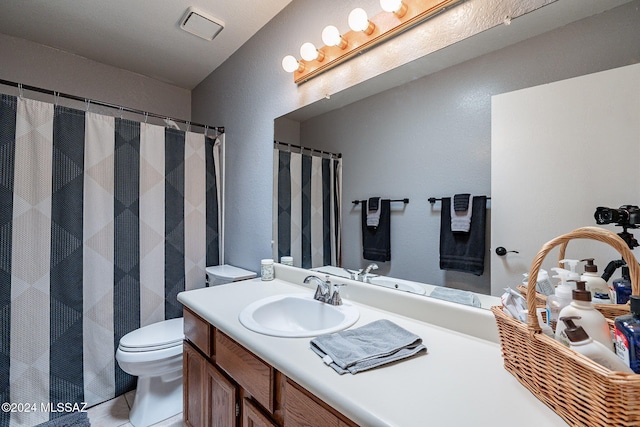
[273,146,341,269]
[0,94,220,426]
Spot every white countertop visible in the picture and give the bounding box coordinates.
[178,272,567,427]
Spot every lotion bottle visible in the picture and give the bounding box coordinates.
[560,317,632,373]
[555,280,613,350]
[560,259,581,283]
[580,258,609,298]
[614,295,640,373]
[545,268,574,332]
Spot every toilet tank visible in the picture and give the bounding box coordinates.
[205,264,257,286]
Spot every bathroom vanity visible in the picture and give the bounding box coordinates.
[178,264,568,427]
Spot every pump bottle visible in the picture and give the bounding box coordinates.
[560,317,632,373]
[614,295,640,373]
[612,266,632,304]
[555,280,613,350]
[560,259,581,283]
[545,268,574,332]
[580,258,609,298]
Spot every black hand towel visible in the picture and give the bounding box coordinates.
[439,196,486,276]
[361,199,391,262]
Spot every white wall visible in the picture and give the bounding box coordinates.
[0,33,191,120]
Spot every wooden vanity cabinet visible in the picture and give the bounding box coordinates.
[183,308,358,427]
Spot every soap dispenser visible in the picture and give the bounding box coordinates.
[560,259,581,283]
[580,258,609,298]
[546,268,574,332]
[560,316,632,373]
[612,266,632,304]
[555,280,613,350]
[614,295,640,373]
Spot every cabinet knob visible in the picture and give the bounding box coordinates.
[495,246,519,256]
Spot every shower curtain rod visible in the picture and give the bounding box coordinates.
[274,140,342,159]
[0,78,224,135]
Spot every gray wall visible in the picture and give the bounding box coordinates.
[0,33,191,120]
[298,2,640,294]
[192,0,640,281]
[191,0,570,273]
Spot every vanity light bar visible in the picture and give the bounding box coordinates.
[285,0,463,84]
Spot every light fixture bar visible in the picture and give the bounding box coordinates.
[293,0,463,84]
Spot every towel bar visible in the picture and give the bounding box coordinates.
[352,198,409,205]
[428,196,490,204]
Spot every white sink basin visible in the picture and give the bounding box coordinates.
[368,277,426,295]
[238,294,359,337]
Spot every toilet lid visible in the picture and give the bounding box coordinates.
[119,317,184,352]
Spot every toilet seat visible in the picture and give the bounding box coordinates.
[119,317,184,352]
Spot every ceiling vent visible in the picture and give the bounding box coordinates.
[180,7,224,41]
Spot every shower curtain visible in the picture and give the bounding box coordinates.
[0,94,220,426]
[273,146,341,269]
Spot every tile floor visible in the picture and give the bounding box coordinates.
[86,390,183,427]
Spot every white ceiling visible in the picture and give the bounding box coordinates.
[0,0,293,89]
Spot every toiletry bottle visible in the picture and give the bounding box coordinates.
[580,258,609,297]
[612,266,632,304]
[614,295,640,373]
[559,317,632,373]
[523,269,555,296]
[261,259,274,281]
[592,292,612,305]
[545,268,574,332]
[560,259,581,284]
[555,280,613,350]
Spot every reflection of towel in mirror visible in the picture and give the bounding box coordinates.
[453,193,471,212]
[439,196,486,276]
[451,195,473,232]
[310,319,427,374]
[429,286,481,308]
[367,197,381,227]
[361,199,391,261]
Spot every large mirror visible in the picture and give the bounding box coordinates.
[273,0,639,305]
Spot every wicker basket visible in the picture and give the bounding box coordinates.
[492,226,640,426]
[516,236,632,319]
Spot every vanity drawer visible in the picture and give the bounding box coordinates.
[183,307,213,357]
[215,330,275,413]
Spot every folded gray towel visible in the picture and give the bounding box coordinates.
[310,319,426,374]
[429,286,481,308]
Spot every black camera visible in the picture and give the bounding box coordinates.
[594,205,640,228]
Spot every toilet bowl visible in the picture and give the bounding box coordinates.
[116,317,184,427]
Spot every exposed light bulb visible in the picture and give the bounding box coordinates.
[348,8,375,34]
[380,0,407,17]
[282,55,303,73]
[300,42,325,62]
[321,25,347,49]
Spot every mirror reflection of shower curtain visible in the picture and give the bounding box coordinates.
[273,147,341,269]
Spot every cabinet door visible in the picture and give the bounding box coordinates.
[284,380,339,427]
[184,341,206,427]
[242,398,277,427]
[207,364,238,427]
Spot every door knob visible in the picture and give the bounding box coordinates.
[495,246,519,256]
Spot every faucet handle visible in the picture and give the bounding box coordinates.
[329,283,347,305]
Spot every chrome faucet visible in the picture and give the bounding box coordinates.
[304,275,331,303]
[304,275,345,305]
[342,267,357,280]
[358,263,379,282]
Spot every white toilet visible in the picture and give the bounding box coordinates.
[116,264,256,427]
[116,317,184,427]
